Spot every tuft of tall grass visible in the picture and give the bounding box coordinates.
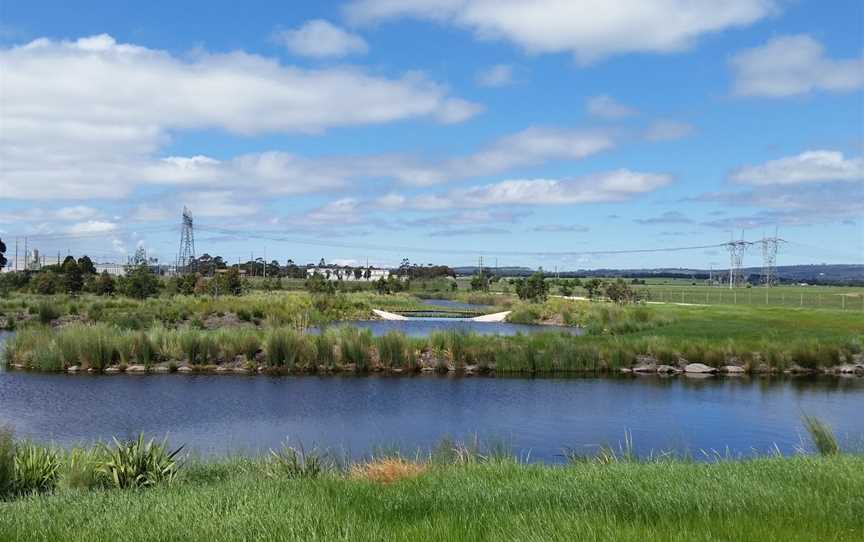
[37,302,60,325]
[0,427,14,498]
[265,329,315,369]
[314,329,337,369]
[376,331,409,369]
[338,327,373,371]
[265,442,330,479]
[802,415,839,456]
[97,435,184,489]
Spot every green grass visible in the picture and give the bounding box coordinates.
[1,455,862,541]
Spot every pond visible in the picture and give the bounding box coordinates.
[315,319,582,337]
[2,328,862,461]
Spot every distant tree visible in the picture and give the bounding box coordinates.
[213,268,243,296]
[94,270,116,296]
[470,270,492,292]
[77,255,96,275]
[117,264,161,299]
[33,272,60,295]
[318,258,326,267]
[515,271,549,302]
[0,238,7,269]
[61,256,83,293]
[363,267,371,280]
[604,278,642,304]
[305,272,335,295]
[584,278,604,300]
[353,267,363,280]
[559,280,574,297]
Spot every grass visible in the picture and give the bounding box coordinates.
[1,454,862,541]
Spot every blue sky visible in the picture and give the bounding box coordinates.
[1,0,862,270]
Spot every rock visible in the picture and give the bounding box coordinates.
[784,364,813,374]
[215,366,231,373]
[232,367,249,374]
[66,365,80,373]
[836,364,864,375]
[684,363,717,374]
[619,367,633,373]
[11,363,26,370]
[656,365,681,374]
[104,367,121,374]
[420,366,436,373]
[176,365,193,373]
[464,365,479,375]
[126,364,147,373]
[721,365,746,374]
[152,366,170,373]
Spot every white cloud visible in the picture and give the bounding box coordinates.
[730,150,864,185]
[345,0,775,63]
[66,220,118,235]
[635,210,692,224]
[644,120,694,141]
[0,34,480,200]
[55,206,100,221]
[274,20,369,58]
[586,95,636,119]
[388,126,615,185]
[400,169,672,209]
[531,224,590,233]
[177,191,259,218]
[730,35,864,97]
[476,64,514,87]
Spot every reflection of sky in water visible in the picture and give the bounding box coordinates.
[2,359,862,462]
[311,319,582,337]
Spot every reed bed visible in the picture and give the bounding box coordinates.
[5,322,862,375]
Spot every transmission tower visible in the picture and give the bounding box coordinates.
[725,234,749,289]
[760,230,784,287]
[176,207,196,274]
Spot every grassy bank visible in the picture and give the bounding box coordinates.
[1,435,861,541]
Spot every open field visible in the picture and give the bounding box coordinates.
[1,449,862,542]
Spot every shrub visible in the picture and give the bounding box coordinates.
[59,448,103,491]
[314,330,337,369]
[13,443,60,495]
[97,435,183,489]
[37,302,60,325]
[78,326,117,370]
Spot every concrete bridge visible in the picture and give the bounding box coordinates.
[372,309,511,322]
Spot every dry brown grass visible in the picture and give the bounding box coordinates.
[349,458,426,484]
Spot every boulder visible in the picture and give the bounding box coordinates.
[104,367,121,374]
[176,365,194,373]
[784,364,813,374]
[152,366,170,373]
[232,367,250,374]
[126,365,147,373]
[656,365,681,374]
[684,363,717,374]
[836,364,864,375]
[215,366,231,373]
[721,365,746,374]
[66,365,80,373]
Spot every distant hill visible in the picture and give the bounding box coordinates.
[455,264,864,285]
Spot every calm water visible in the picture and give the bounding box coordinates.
[318,319,582,337]
[420,298,490,311]
[1,331,862,461]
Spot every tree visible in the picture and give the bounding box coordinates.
[305,272,335,295]
[470,270,492,292]
[213,268,243,296]
[584,278,604,300]
[559,280,574,297]
[353,267,363,280]
[604,278,642,304]
[61,256,83,293]
[117,264,161,299]
[363,267,371,280]
[33,272,60,295]
[515,271,549,302]
[77,255,96,275]
[94,271,116,296]
[0,238,7,269]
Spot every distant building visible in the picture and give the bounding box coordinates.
[306,266,390,282]
[94,263,127,277]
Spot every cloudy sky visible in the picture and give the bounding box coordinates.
[0,0,862,269]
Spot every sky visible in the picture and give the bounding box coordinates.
[0,0,862,270]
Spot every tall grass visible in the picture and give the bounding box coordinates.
[338,327,373,371]
[376,331,409,369]
[97,435,184,489]
[802,415,840,456]
[264,329,315,369]
[0,426,14,498]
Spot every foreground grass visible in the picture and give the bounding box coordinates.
[2,456,862,541]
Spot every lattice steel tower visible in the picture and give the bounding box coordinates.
[760,231,784,287]
[176,207,196,274]
[725,235,749,289]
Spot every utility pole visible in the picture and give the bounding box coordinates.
[23,237,27,271]
[176,207,196,275]
[760,228,784,288]
[14,238,18,272]
[725,232,749,289]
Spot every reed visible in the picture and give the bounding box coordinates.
[376,331,409,369]
[264,329,315,369]
[802,415,840,456]
[338,326,373,371]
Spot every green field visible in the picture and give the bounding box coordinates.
[2,455,862,542]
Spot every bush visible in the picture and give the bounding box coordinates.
[0,427,14,498]
[97,435,183,489]
[338,327,373,371]
[265,442,330,479]
[37,301,60,325]
[13,443,60,495]
[376,331,408,369]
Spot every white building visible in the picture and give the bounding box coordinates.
[94,263,127,277]
[306,266,390,282]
